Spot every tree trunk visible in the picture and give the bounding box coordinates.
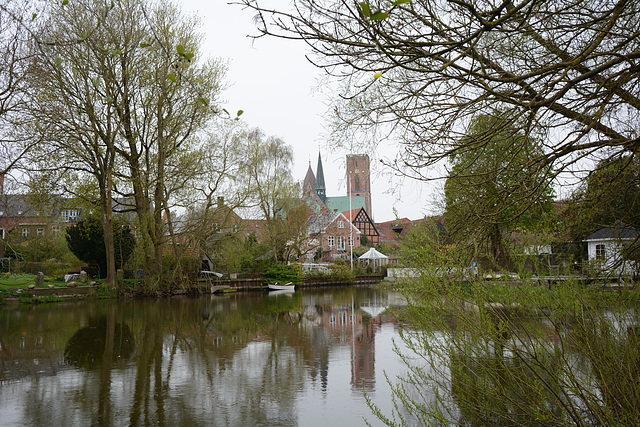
[100,174,117,287]
[490,223,506,270]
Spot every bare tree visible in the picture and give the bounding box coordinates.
[107,0,226,284]
[239,0,639,184]
[0,1,40,177]
[27,0,226,287]
[172,120,251,272]
[240,128,308,263]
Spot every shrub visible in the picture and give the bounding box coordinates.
[263,264,304,284]
[327,264,356,283]
[370,270,640,426]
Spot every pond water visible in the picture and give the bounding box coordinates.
[0,286,411,427]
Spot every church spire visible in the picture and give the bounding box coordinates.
[315,152,326,203]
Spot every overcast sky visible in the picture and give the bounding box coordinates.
[180,1,438,222]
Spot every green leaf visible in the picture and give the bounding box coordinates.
[176,44,185,55]
[79,32,88,40]
[167,74,177,82]
[370,11,389,20]
[222,108,229,115]
[198,97,210,107]
[31,13,37,20]
[140,42,149,48]
[62,0,68,5]
[391,0,411,5]
[55,56,63,67]
[359,2,371,16]
[184,52,194,61]
[374,72,383,79]
[113,49,122,56]
[237,110,244,117]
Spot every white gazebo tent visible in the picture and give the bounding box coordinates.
[359,247,389,270]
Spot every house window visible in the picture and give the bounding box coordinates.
[338,220,344,229]
[337,236,345,250]
[328,235,335,248]
[61,209,80,223]
[348,236,354,247]
[37,228,44,236]
[22,228,29,238]
[595,244,606,261]
[0,228,4,239]
[52,225,60,236]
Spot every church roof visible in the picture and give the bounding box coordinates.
[325,196,366,213]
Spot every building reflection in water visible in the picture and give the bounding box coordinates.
[0,289,405,426]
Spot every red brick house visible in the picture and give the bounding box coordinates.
[305,211,361,262]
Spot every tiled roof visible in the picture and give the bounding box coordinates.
[306,212,341,234]
[585,223,639,241]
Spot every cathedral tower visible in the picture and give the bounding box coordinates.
[346,154,372,217]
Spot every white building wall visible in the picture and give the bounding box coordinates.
[586,238,635,276]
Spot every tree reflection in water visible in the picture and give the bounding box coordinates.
[64,316,135,369]
[0,288,404,426]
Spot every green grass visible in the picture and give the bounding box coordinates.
[0,273,37,288]
[0,273,73,290]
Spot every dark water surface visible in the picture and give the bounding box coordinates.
[0,286,408,426]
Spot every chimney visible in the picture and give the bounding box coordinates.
[217,196,224,208]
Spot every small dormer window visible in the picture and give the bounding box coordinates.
[61,209,80,223]
[338,220,344,229]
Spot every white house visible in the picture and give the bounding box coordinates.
[584,223,639,276]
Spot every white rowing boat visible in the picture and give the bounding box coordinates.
[267,282,295,291]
